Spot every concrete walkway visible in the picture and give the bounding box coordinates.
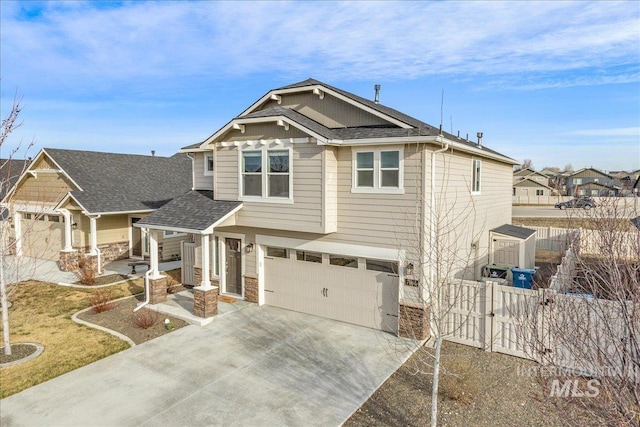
[0,305,414,427]
[3,256,180,285]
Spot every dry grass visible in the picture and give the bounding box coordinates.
[535,249,564,264]
[0,279,144,398]
[514,217,635,231]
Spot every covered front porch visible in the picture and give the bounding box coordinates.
[133,190,244,320]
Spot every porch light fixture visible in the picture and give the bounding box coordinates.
[72,222,78,230]
[246,243,254,253]
[406,262,414,276]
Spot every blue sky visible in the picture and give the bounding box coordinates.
[1,0,639,172]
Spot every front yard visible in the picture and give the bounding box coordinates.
[0,280,144,397]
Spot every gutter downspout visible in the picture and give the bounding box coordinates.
[429,139,449,339]
[185,153,195,191]
[134,268,153,312]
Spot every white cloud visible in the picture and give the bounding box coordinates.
[2,1,639,95]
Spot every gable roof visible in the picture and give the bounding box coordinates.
[491,224,536,240]
[184,78,518,165]
[568,167,613,179]
[41,148,192,214]
[135,190,242,234]
[0,158,28,200]
[514,168,547,178]
[513,178,554,190]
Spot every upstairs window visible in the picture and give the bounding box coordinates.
[472,159,481,194]
[242,151,262,197]
[240,147,292,201]
[352,148,404,194]
[268,150,289,198]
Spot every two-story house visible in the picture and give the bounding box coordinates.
[565,167,620,196]
[512,168,555,198]
[136,79,518,339]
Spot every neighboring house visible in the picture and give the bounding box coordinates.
[513,168,549,185]
[1,149,191,272]
[0,158,29,220]
[564,167,619,196]
[136,78,518,339]
[513,178,556,198]
[575,181,620,197]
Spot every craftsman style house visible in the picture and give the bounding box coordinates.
[1,149,191,272]
[137,79,518,339]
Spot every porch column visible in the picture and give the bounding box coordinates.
[13,211,22,256]
[59,209,73,251]
[149,229,161,278]
[200,233,211,288]
[89,216,98,255]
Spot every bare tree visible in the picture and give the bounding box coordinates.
[527,198,639,425]
[563,163,574,174]
[521,159,533,170]
[389,143,490,427]
[1,95,35,356]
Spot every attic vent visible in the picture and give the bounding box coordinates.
[374,84,380,104]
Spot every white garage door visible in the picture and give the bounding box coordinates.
[264,248,399,334]
[21,213,64,261]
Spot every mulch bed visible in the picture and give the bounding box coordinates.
[0,343,38,364]
[75,274,130,286]
[77,295,189,345]
[345,341,599,427]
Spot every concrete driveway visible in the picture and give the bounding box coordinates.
[0,305,414,427]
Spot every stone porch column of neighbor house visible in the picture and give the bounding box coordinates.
[58,209,78,272]
[193,233,218,318]
[148,229,168,304]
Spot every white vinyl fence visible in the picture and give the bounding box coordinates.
[549,247,577,293]
[518,225,580,251]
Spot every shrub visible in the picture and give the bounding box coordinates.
[76,256,96,286]
[132,309,159,329]
[89,289,116,313]
[438,356,481,404]
[166,276,181,294]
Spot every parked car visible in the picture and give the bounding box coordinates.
[555,197,596,210]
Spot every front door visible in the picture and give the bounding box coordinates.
[131,218,149,258]
[225,238,242,295]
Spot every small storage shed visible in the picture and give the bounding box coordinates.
[489,224,536,270]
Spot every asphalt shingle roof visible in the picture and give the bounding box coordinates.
[135,190,241,231]
[242,106,341,140]
[0,159,28,200]
[491,224,536,240]
[44,148,192,214]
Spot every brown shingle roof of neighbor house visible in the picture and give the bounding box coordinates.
[135,190,242,232]
[182,78,515,161]
[0,158,29,220]
[44,148,192,214]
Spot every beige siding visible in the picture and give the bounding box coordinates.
[159,233,186,261]
[96,215,129,244]
[13,172,73,205]
[262,93,390,128]
[193,152,213,190]
[32,155,56,170]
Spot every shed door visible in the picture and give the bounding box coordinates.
[492,238,518,266]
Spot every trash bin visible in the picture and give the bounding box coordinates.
[511,267,536,289]
[484,264,510,279]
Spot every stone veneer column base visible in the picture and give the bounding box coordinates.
[59,250,78,272]
[150,276,168,304]
[399,302,430,340]
[84,254,100,276]
[244,276,258,303]
[194,286,219,318]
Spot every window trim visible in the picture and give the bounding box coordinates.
[471,158,481,195]
[204,154,214,176]
[239,145,293,203]
[351,147,404,194]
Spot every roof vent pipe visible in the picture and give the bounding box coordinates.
[466,133,469,142]
[151,150,156,157]
[374,84,380,104]
[476,132,483,147]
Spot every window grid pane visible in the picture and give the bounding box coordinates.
[268,150,290,198]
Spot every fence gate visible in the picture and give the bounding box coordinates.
[181,241,196,285]
[444,280,543,361]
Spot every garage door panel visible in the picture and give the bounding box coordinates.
[21,216,64,261]
[264,250,399,333]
